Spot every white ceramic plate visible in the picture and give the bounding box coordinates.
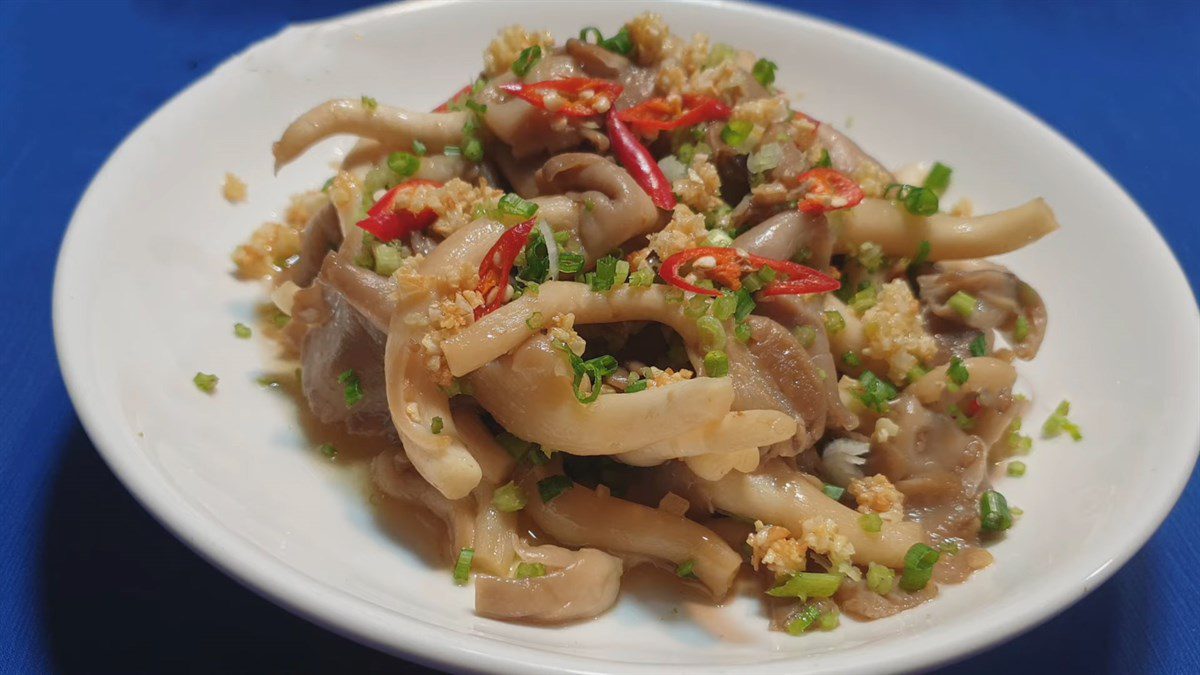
[53,1,1200,672]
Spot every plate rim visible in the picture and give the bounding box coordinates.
[51,1,1200,673]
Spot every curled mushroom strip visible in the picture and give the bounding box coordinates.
[661,460,926,569]
[519,466,743,598]
[470,335,735,455]
[442,282,703,377]
[475,544,623,622]
[834,197,1060,260]
[617,410,798,467]
[273,98,468,171]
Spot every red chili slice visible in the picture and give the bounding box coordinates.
[433,83,473,113]
[794,168,865,215]
[355,179,441,243]
[606,110,676,210]
[475,217,537,318]
[961,396,983,417]
[498,78,624,118]
[659,247,840,298]
[616,95,732,133]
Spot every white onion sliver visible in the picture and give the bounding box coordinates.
[658,155,688,183]
[536,220,559,281]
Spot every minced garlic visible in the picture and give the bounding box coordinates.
[383,178,503,237]
[672,154,724,214]
[860,280,938,384]
[222,173,247,203]
[647,204,707,260]
[848,474,905,522]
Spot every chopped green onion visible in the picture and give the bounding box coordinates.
[969,334,988,357]
[193,372,218,394]
[818,610,840,631]
[453,547,474,585]
[848,284,878,313]
[947,356,970,385]
[859,512,883,533]
[751,58,777,87]
[696,315,727,351]
[590,255,621,292]
[430,416,444,435]
[899,543,940,592]
[822,484,845,500]
[923,162,953,196]
[979,490,1013,532]
[793,325,817,348]
[855,371,898,414]
[704,203,731,230]
[910,239,932,269]
[443,145,462,156]
[703,229,734,248]
[1013,314,1030,342]
[579,25,632,55]
[856,241,885,272]
[613,259,630,286]
[360,95,378,112]
[272,310,290,328]
[628,267,654,286]
[411,139,427,156]
[625,379,648,393]
[906,187,939,215]
[233,323,252,339]
[318,443,337,459]
[823,310,845,334]
[814,148,832,168]
[785,605,822,635]
[1042,399,1082,441]
[866,562,895,595]
[947,291,976,318]
[492,482,527,512]
[939,540,961,555]
[767,572,843,599]
[720,120,754,148]
[373,243,405,276]
[537,474,573,503]
[842,351,862,367]
[387,151,420,178]
[756,265,777,284]
[525,312,544,330]
[908,365,929,383]
[321,176,335,193]
[552,340,618,404]
[733,289,756,321]
[557,252,585,275]
[1007,461,1027,478]
[515,562,546,579]
[463,137,484,163]
[1006,418,1033,454]
[712,293,738,320]
[512,45,543,76]
[740,271,763,293]
[338,369,363,407]
[734,321,752,343]
[704,350,730,377]
[676,559,698,580]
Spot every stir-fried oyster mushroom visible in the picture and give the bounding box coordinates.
[242,14,1063,634]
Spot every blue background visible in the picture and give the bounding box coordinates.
[2,0,1197,672]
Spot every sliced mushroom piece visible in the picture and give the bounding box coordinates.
[474,544,623,622]
[917,260,1047,359]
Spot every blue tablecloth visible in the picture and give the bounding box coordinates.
[2,1,1197,672]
